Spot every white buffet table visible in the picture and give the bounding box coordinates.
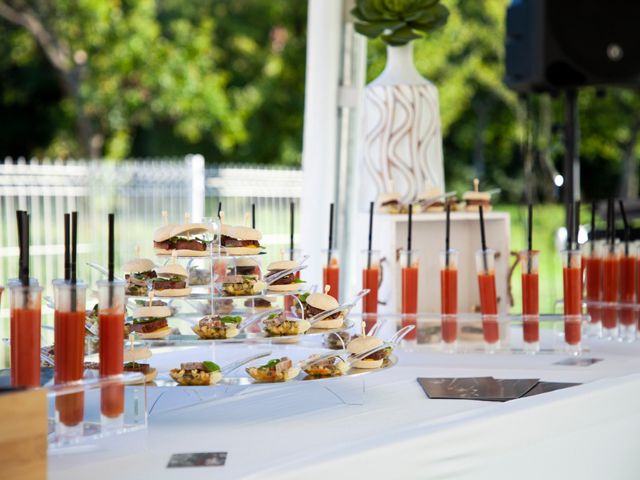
[49,331,640,480]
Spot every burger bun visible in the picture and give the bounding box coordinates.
[155,287,192,297]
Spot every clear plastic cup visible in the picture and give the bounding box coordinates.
[10,283,43,388]
[54,280,87,434]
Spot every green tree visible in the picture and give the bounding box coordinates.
[0,0,279,160]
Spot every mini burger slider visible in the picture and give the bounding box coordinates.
[123,346,157,383]
[463,178,492,212]
[416,188,446,213]
[377,192,405,214]
[347,335,389,369]
[152,263,191,297]
[84,346,157,383]
[230,257,260,276]
[130,304,173,339]
[304,292,344,329]
[123,257,156,296]
[221,225,263,256]
[266,260,304,292]
[170,361,222,386]
[154,223,212,257]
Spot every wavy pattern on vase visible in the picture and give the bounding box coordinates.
[362,82,444,206]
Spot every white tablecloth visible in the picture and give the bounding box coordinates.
[49,332,640,480]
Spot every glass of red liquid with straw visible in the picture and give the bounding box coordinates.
[520,250,540,353]
[475,248,499,352]
[601,246,619,339]
[10,282,43,388]
[618,242,636,341]
[582,240,603,337]
[440,249,458,350]
[98,278,126,427]
[562,249,582,354]
[322,248,340,301]
[399,249,418,341]
[54,279,87,434]
[362,249,381,330]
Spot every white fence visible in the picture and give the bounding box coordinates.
[0,156,302,291]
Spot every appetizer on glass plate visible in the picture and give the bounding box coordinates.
[220,225,264,256]
[192,315,242,339]
[170,361,222,386]
[152,262,191,297]
[130,303,173,340]
[301,354,348,378]
[123,256,156,296]
[264,259,306,293]
[154,223,212,257]
[305,290,345,329]
[222,274,265,296]
[263,311,311,336]
[246,357,300,383]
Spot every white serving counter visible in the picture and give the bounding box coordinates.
[49,329,640,480]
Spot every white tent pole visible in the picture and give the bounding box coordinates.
[301,0,343,287]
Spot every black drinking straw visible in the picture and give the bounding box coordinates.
[108,213,115,282]
[289,202,295,260]
[619,200,630,256]
[407,204,413,267]
[64,213,71,281]
[19,211,29,287]
[367,201,374,269]
[607,198,614,254]
[16,210,24,279]
[251,203,256,229]
[445,203,451,267]
[575,200,581,249]
[479,205,488,273]
[327,203,334,267]
[527,203,533,272]
[71,211,78,284]
[217,202,222,219]
[590,200,596,256]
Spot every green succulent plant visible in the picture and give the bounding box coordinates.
[351,0,449,46]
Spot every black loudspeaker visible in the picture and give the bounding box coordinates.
[505,0,640,93]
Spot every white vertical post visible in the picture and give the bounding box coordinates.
[187,154,205,221]
[301,0,343,287]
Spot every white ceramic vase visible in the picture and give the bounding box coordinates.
[361,42,444,206]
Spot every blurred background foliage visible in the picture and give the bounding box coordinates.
[1,0,640,201]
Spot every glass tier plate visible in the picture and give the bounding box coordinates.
[150,354,397,387]
[155,250,267,259]
[126,290,307,301]
[137,319,354,345]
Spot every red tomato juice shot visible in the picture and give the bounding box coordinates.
[562,250,582,346]
[55,309,87,426]
[478,273,498,315]
[401,267,418,314]
[619,254,636,326]
[362,267,379,314]
[601,253,619,330]
[323,253,340,301]
[10,307,41,388]
[439,249,458,345]
[522,274,539,343]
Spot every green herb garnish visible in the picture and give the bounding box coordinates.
[202,361,221,372]
[298,293,310,303]
[220,315,242,325]
[293,278,305,284]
